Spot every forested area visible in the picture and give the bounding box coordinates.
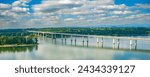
[0,29,38,45]
[36,27,150,36]
[0,29,32,36]
[0,36,38,45]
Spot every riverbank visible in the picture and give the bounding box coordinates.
[0,44,38,47]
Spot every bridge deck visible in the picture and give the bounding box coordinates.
[28,31,150,41]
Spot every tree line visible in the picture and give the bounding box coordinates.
[0,29,38,45]
[0,36,38,45]
[36,27,150,36]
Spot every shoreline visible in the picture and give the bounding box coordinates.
[0,44,38,47]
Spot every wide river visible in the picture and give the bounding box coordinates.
[0,36,150,60]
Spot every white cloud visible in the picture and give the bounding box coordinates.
[12,0,30,7]
[33,0,83,13]
[19,0,31,3]
[111,10,133,15]
[126,14,150,19]
[64,18,74,21]
[97,4,126,10]
[0,3,11,10]
[12,1,22,7]
[136,4,150,9]
[12,7,29,13]
[0,0,150,29]
[0,0,31,29]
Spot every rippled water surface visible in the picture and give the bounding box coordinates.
[0,37,150,60]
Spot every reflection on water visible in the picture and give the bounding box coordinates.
[0,46,38,53]
[0,37,150,60]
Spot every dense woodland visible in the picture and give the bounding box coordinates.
[0,29,32,36]
[0,36,38,45]
[0,29,38,45]
[35,27,150,36]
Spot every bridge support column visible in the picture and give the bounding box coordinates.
[71,36,73,45]
[117,39,120,49]
[82,37,85,46]
[112,38,115,49]
[51,34,54,43]
[61,35,63,44]
[101,38,104,48]
[86,37,89,47]
[54,34,56,44]
[96,37,99,47]
[64,35,67,45]
[134,40,137,50]
[130,40,133,50]
[75,37,77,46]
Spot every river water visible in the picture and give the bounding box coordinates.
[0,36,150,60]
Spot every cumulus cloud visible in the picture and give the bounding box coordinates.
[0,0,30,17]
[0,0,31,29]
[111,10,133,14]
[33,0,83,13]
[12,0,30,7]
[12,1,22,6]
[0,0,150,29]
[135,4,150,9]
[97,4,127,10]
[64,18,74,21]
[0,3,11,10]
[11,7,29,14]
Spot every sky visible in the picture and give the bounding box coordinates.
[0,0,150,29]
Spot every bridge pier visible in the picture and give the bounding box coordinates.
[112,38,115,49]
[54,34,56,44]
[101,38,104,48]
[86,37,89,47]
[75,37,77,46]
[96,37,99,47]
[51,34,56,44]
[64,35,67,45]
[117,39,120,49]
[61,34,64,44]
[134,40,137,50]
[71,36,73,45]
[82,37,85,46]
[51,34,54,43]
[130,40,133,50]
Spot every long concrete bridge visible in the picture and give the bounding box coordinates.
[28,31,150,50]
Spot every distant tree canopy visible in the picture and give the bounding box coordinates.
[0,32,33,36]
[0,36,38,45]
[0,29,38,45]
[35,27,150,36]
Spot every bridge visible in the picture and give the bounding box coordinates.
[28,31,150,50]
